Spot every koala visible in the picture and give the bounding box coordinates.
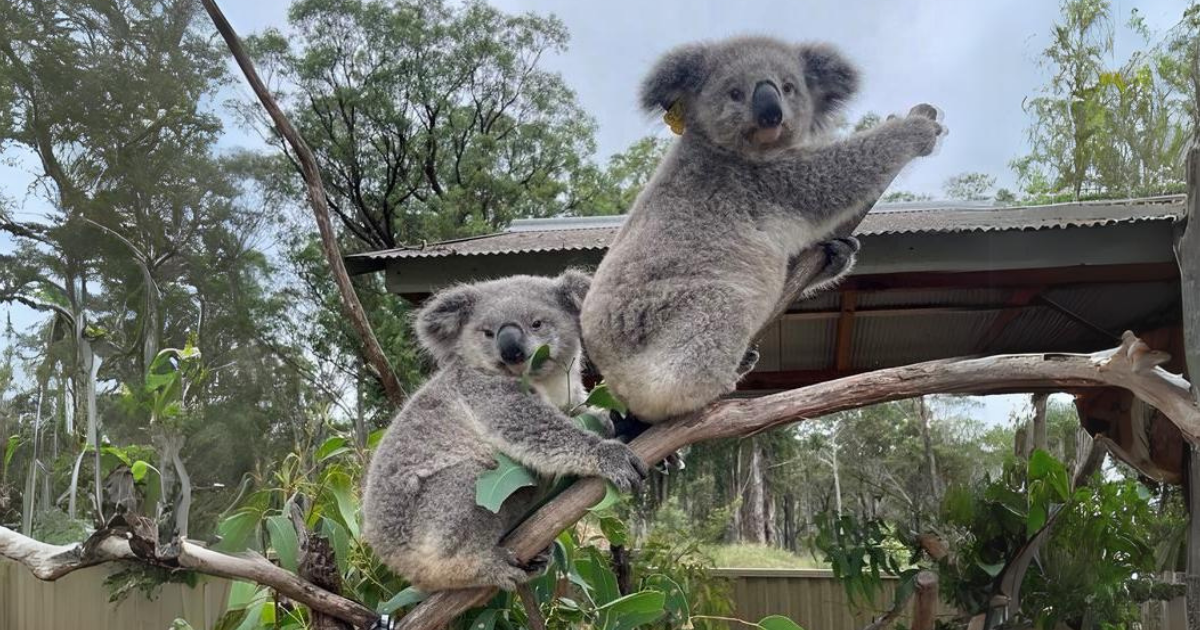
[362,271,647,593]
[581,36,944,424]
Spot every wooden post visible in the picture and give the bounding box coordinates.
[1177,136,1200,628]
[912,570,939,630]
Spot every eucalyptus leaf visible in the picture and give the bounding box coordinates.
[476,452,537,513]
[265,515,300,573]
[758,615,806,630]
[595,591,666,630]
[583,383,627,415]
[379,586,427,614]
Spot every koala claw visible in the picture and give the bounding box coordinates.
[597,440,649,493]
[907,103,940,121]
[505,546,552,575]
[737,347,760,377]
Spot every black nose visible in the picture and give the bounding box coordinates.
[496,324,526,365]
[752,81,783,128]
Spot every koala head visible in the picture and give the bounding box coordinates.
[415,270,591,377]
[640,36,859,158]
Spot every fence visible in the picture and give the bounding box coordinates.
[714,568,950,630]
[0,561,1188,630]
[0,561,229,630]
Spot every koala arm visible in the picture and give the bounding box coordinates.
[460,374,646,490]
[771,108,942,232]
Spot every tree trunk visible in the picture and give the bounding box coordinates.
[1188,444,1200,630]
[917,397,941,502]
[830,432,843,516]
[740,440,767,544]
[1030,392,1048,453]
[911,571,939,630]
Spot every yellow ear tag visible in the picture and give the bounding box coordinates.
[663,101,685,135]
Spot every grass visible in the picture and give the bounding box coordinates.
[704,543,827,569]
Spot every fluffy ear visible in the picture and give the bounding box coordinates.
[799,43,859,123]
[639,43,710,113]
[415,284,478,361]
[555,269,592,316]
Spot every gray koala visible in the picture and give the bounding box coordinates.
[581,36,945,424]
[362,271,647,593]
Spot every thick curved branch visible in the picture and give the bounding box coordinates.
[200,0,407,407]
[0,524,379,628]
[397,332,1200,630]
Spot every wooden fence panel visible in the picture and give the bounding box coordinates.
[0,561,229,630]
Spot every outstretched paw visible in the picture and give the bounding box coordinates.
[804,236,860,295]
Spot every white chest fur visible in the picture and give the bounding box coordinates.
[530,366,583,412]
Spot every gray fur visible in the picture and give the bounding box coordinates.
[363,271,646,592]
[582,36,944,423]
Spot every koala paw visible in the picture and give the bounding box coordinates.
[596,440,649,493]
[737,346,760,377]
[806,237,860,293]
[903,103,946,156]
[505,545,552,576]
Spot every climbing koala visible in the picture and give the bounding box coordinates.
[362,271,647,593]
[581,36,945,424]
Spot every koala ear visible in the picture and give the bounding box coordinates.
[639,43,711,113]
[555,269,592,316]
[415,285,478,361]
[799,43,859,122]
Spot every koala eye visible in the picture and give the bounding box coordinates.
[729,88,744,102]
[482,329,495,339]
[531,320,543,330]
[782,82,796,95]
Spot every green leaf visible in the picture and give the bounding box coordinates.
[265,515,300,573]
[367,428,385,450]
[326,472,361,538]
[379,586,427,614]
[215,510,262,552]
[596,591,666,630]
[315,436,350,462]
[131,460,150,482]
[976,559,1005,578]
[575,552,620,607]
[575,412,611,436]
[528,344,551,372]
[598,515,629,546]
[588,482,623,513]
[1027,502,1047,538]
[643,574,689,623]
[758,615,805,630]
[475,452,537,513]
[226,581,267,611]
[102,445,133,467]
[584,383,627,415]
[4,436,21,477]
[320,517,351,577]
[464,608,498,630]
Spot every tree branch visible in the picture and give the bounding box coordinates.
[200,0,407,407]
[396,332,1200,629]
[0,520,379,628]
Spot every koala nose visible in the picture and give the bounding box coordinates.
[496,324,527,365]
[752,81,783,128]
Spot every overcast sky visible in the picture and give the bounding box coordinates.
[0,0,1188,424]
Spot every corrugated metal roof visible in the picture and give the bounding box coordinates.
[346,195,1185,263]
